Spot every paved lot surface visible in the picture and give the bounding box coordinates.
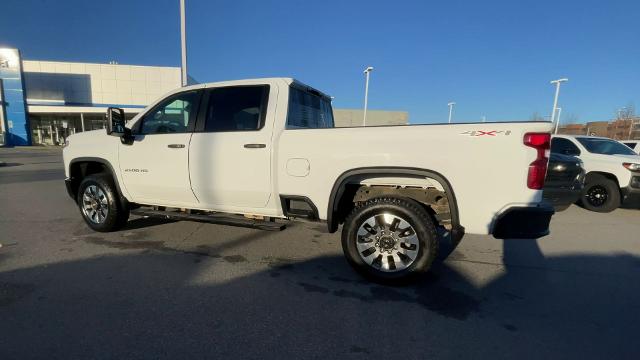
[1,147,639,359]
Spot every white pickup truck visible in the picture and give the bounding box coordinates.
[63,77,554,283]
[551,135,640,212]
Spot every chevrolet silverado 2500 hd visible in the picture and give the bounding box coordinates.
[63,78,554,282]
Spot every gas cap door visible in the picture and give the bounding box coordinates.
[286,158,310,177]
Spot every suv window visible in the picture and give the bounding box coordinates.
[140,91,200,134]
[203,86,269,132]
[576,137,637,155]
[287,87,334,129]
[551,138,581,156]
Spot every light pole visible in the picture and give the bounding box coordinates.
[180,0,188,87]
[447,102,455,123]
[549,78,568,124]
[554,107,562,134]
[363,66,374,126]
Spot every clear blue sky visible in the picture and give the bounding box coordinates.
[2,0,639,123]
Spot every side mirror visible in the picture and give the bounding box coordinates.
[106,107,126,136]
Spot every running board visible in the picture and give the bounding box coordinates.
[130,209,286,231]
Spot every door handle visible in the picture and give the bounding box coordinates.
[167,144,185,149]
[244,143,266,149]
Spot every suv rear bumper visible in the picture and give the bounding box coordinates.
[492,205,555,239]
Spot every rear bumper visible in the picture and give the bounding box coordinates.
[491,205,555,239]
[543,186,582,210]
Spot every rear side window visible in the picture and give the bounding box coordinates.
[551,138,581,156]
[203,86,269,132]
[287,87,334,129]
[623,142,637,149]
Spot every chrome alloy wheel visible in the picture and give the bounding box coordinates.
[82,185,109,224]
[356,213,419,272]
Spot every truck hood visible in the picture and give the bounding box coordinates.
[612,154,640,162]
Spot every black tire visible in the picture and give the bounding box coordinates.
[579,174,621,213]
[77,174,129,232]
[341,196,438,284]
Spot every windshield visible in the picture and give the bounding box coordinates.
[576,137,637,156]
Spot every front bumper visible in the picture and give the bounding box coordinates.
[621,175,640,208]
[64,178,76,202]
[492,205,555,239]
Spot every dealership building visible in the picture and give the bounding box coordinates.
[1,47,407,146]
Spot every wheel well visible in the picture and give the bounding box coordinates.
[68,161,110,199]
[586,171,620,187]
[327,168,459,233]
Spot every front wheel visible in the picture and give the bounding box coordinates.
[77,174,129,232]
[341,197,438,284]
[579,174,620,213]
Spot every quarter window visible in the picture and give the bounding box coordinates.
[140,91,200,134]
[551,138,581,156]
[203,86,269,132]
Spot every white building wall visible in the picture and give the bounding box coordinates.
[22,60,181,107]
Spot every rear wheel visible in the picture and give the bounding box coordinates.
[77,174,129,232]
[580,174,620,213]
[341,197,438,284]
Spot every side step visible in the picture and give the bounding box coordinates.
[130,208,287,231]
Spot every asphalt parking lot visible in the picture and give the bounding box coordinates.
[1,147,639,359]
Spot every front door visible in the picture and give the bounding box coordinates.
[119,90,201,207]
[189,85,273,210]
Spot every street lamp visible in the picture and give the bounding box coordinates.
[554,107,562,134]
[549,78,568,124]
[180,0,188,87]
[363,66,374,126]
[447,102,456,123]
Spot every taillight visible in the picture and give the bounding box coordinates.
[523,132,551,189]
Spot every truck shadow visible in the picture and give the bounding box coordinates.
[0,237,638,359]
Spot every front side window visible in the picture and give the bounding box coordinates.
[576,137,637,156]
[203,86,269,132]
[140,91,200,134]
[551,138,581,156]
[286,87,334,129]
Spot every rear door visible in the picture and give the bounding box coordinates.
[119,90,201,207]
[189,85,274,209]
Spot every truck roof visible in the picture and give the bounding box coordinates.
[179,77,331,100]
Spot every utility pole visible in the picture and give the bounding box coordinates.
[363,66,373,126]
[180,0,188,87]
[549,78,568,125]
[447,102,455,123]
[554,107,562,134]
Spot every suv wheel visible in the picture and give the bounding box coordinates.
[580,174,620,213]
[341,197,438,284]
[77,174,129,232]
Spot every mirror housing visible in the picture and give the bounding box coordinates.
[106,107,126,136]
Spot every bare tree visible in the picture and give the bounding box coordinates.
[529,112,544,121]
[616,103,636,119]
[565,113,579,124]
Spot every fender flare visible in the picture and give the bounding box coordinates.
[326,167,460,233]
[68,157,128,204]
